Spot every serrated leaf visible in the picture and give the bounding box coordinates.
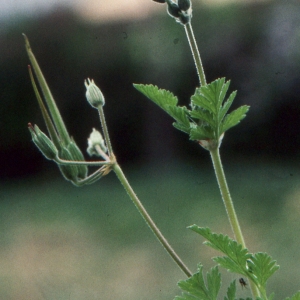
[188,226,251,275]
[175,264,221,300]
[285,291,300,300]
[168,105,190,127]
[190,109,215,128]
[173,121,191,134]
[246,253,279,288]
[224,280,236,300]
[133,84,178,112]
[189,126,214,141]
[218,91,237,122]
[221,105,249,133]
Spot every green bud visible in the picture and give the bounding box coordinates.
[67,140,88,179]
[28,123,58,160]
[178,11,192,25]
[167,1,181,18]
[87,128,107,157]
[85,78,105,108]
[178,0,191,11]
[58,147,78,181]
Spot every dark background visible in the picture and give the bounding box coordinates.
[1,0,300,299]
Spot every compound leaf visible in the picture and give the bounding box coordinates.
[188,226,251,275]
[133,84,178,112]
[246,253,279,288]
[221,105,249,133]
[174,264,221,300]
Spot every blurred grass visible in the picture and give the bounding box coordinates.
[0,160,299,299]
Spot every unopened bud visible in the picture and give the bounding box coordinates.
[28,123,58,160]
[87,128,107,157]
[178,0,191,11]
[167,1,181,18]
[85,78,105,108]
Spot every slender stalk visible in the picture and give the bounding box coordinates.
[113,163,193,277]
[97,105,192,277]
[210,147,260,298]
[184,23,206,87]
[98,106,113,157]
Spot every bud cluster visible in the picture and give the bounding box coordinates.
[153,0,192,25]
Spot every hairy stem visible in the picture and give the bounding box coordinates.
[113,163,193,277]
[210,147,260,298]
[184,23,206,87]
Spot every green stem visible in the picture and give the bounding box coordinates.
[209,147,260,298]
[98,106,113,157]
[184,23,206,87]
[113,163,193,277]
[97,105,192,277]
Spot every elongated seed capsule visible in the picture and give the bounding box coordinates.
[58,147,78,181]
[28,123,58,160]
[67,140,88,179]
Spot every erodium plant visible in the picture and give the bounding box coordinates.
[24,0,299,299]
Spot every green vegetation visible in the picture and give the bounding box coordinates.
[17,0,300,299]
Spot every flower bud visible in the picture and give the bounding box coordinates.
[28,123,58,160]
[178,11,192,25]
[85,78,105,108]
[87,128,107,157]
[167,1,181,18]
[178,0,191,11]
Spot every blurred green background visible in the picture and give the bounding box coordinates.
[1,0,300,299]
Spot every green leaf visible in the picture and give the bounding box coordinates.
[246,253,279,288]
[189,126,214,141]
[190,109,215,128]
[218,91,237,122]
[173,122,191,134]
[190,78,249,142]
[174,264,221,300]
[285,291,300,300]
[224,280,236,300]
[188,226,251,275]
[168,105,190,127]
[133,84,178,112]
[221,105,249,133]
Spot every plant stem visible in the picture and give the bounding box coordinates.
[209,147,260,298]
[184,23,206,87]
[113,163,193,277]
[98,106,113,157]
[97,105,192,277]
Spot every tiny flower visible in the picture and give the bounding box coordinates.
[85,78,105,108]
[87,128,107,157]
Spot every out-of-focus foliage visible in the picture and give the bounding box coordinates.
[1,1,300,178]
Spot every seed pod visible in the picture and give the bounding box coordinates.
[167,1,181,18]
[178,0,191,11]
[58,147,78,181]
[67,140,88,179]
[28,123,58,160]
